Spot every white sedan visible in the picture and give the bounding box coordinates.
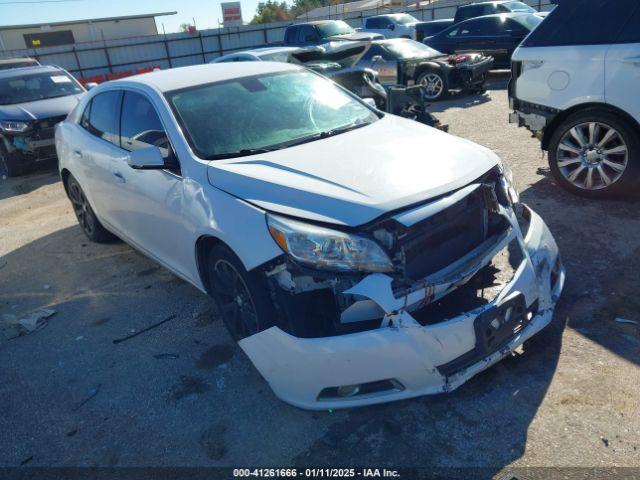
[55,62,564,409]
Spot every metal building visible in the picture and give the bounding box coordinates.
[0,12,177,51]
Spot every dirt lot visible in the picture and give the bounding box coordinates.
[1,75,639,477]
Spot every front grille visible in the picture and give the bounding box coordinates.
[31,115,67,141]
[398,186,489,280]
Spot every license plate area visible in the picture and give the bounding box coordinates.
[474,293,527,357]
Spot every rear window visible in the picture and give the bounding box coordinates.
[522,0,640,47]
[316,21,354,37]
[501,1,535,13]
[511,14,543,31]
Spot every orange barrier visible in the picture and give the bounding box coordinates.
[77,66,160,85]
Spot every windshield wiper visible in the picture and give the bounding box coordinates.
[206,148,275,160]
[281,121,372,149]
[206,122,372,159]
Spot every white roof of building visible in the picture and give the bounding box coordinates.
[114,62,301,92]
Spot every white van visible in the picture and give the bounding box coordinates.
[509,0,640,198]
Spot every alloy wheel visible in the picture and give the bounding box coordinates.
[68,181,95,236]
[211,259,258,338]
[555,122,628,190]
[420,73,444,100]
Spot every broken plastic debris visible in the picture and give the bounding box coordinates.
[1,308,56,339]
[615,318,638,325]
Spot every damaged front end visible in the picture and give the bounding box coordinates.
[240,166,565,409]
[1,116,64,175]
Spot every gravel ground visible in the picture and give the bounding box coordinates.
[1,74,639,476]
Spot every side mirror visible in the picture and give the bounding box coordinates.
[85,82,98,90]
[371,55,385,64]
[389,24,396,31]
[362,97,377,108]
[127,146,167,170]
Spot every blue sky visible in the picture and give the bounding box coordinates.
[0,0,263,33]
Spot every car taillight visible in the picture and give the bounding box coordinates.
[454,54,472,64]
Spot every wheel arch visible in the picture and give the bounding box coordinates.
[542,103,640,151]
[195,235,246,296]
[415,62,447,82]
[60,168,71,194]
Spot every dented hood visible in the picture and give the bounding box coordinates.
[206,115,500,226]
[0,93,83,121]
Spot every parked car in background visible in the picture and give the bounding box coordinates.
[361,13,421,39]
[56,62,564,409]
[0,57,41,71]
[454,1,546,24]
[424,13,543,69]
[415,19,455,42]
[509,0,640,198]
[0,65,85,177]
[283,20,383,47]
[212,47,301,63]
[310,39,493,100]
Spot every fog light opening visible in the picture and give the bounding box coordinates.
[337,385,361,397]
[318,379,405,401]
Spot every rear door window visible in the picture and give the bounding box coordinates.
[298,25,317,42]
[82,90,121,145]
[366,18,383,29]
[472,18,503,36]
[523,0,639,46]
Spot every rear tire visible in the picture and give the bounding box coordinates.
[207,245,277,341]
[548,109,640,198]
[417,69,448,101]
[66,174,116,243]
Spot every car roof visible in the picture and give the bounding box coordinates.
[0,64,62,79]
[0,57,38,65]
[458,12,535,21]
[238,46,301,56]
[291,20,343,26]
[110,62,302,93]
[368,13,416,18]
[459,1,510,6]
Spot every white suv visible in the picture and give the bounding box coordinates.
[509,0,640,198]
[361,14,420,39]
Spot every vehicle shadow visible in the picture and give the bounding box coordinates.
[519,173,640,369]
[0,163,60,201]
[427,72,509,114]
[0,223,566,473]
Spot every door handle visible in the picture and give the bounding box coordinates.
[73,150,83,159]
[112,171,125,183]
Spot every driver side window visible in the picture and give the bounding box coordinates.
[120,91,178,171]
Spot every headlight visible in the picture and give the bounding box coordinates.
[267,214,394,273]
[500,161,520,205]
[0,120,30,133]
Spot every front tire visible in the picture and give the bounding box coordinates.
[207,245,276,341]
[417,69,448,101]
[548,109,640,198]
[66,174,116,243]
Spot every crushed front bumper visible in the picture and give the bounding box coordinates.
[240,206,565,410]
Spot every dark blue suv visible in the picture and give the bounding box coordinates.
[283,20,383,47]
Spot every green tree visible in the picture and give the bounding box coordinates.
[250,0,293,24]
